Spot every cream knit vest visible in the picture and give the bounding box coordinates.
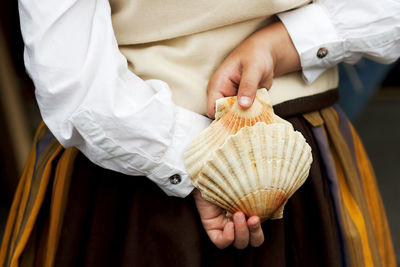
[110,0,338,114]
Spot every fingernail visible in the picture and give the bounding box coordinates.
[239,96,252,107]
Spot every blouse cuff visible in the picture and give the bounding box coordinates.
[148,106,211,197]
[277,3,345,84]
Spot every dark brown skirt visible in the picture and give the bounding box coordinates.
[1,89,396,267]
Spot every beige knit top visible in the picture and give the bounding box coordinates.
[109,0,338,114]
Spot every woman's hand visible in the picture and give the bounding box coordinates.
[197,22,299,249]
[206,22,301,118]
[192,189,264,249]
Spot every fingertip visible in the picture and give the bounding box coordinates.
[248,216,264,247]
[206,104,216,119]
[247,216,260,225]
[232,212,250,249]
[207,91,224,119]
[233,212,246,223]
[221,222,235,246]
[247,216,260,233]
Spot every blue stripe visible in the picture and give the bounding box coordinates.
[332,106,362,182]
[312,125,349,267]
[34,128,56,171]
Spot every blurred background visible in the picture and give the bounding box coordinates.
[0,1,399,264]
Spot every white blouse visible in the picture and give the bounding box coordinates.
[18,0,400,197]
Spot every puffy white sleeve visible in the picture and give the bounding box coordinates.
[277,0,400,84]
[18,0,211,197]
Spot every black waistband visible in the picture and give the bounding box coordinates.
[273,89,339,119]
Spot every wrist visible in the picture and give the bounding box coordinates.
[192,188,201,199]
[256,22,301,76]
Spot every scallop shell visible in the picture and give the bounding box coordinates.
[184,89,290,184]
[196,122,312,221]
[184,89,313,221]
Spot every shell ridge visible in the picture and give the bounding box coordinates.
[280,125,295,192]
[278,132,300,195]
[221,111,234,134]
[207,143,246,209]
[198,160,240,212]
[254,124,267,186]
[185,123,233,180]
[241,127,258,192]
[199,180,236,213]
[240,127,260,213]
[200,154,242,211]
[276,126,306,194]
[272,125,282,191]
[224,111,237,134]
[291,133,311,187]
[287,133,306,193]
[284,131,298,191]
[276,125,288,192]
[230,132,254,213]
[292,139,310,192]
[236,114,243,133]
[237,188,287,220]
[270,200,287,219]
[290,154,312,195]
[255,124,270,209]
[284,133,312,195]
[251,126,264,212]
[234,112,242,134]
[266,129,274,190]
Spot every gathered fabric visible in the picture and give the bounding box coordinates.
[0,89,395,267]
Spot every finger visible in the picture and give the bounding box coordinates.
[206,90,225,119]
[206,72,239,119]
[208,221,235,249]
[259,75,273,91]
[258,58,275,90]
[232,212,249,249]
[247,216,264,247]
[237,63,263,109]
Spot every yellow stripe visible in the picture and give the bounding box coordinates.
[44,148,78,267]
[334,152,374,266]
[10,145,63,267]
[0,150,32,266]
[322,107,383,266]
[0,123,46,266]
[350,124,396,267]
